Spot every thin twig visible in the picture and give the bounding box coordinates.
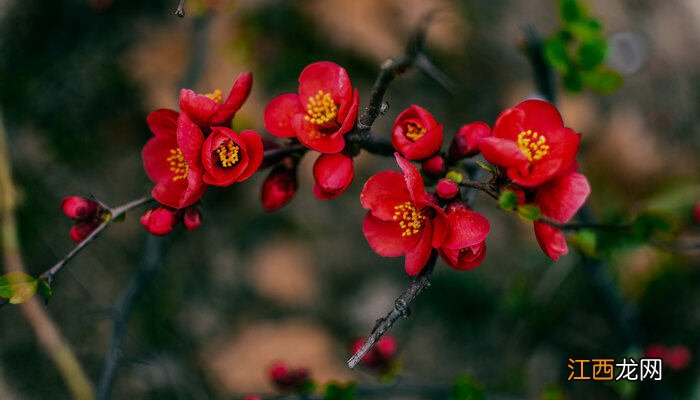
[347,251,438,369]
[459,179,499,200]
[537,216,632,232]
[174,0,185,17]
[96,235,166,400]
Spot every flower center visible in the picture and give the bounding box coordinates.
[517,130,549,162]
[167,148,189,181]
[205,89,223,104]
[215,140,240,168]
[392,201,427,237]
[404,123,426,142]
[304,90,338,126]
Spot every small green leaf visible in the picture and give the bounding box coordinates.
[498,190,519,211]
[582,67,624,94]
[567,18,603,41]
[563,70,583,92]
[451,374,485,400]
[324,381,356,400]
[37,278,53,304]
[632,210,678,240]
[559,0,588,23]
[475,161,494,173]
[0,272,39,304]
[577,37,608,70]
[567,229,598,258]
[446,170,464,184]
[544,37,571,74]
[517,204,541,221]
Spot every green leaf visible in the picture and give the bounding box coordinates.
[632,210,678,240]
[451,374,485,400]
[498,190,519,211]
[475,161,494,173]
[577,37,608,70]
[446,170,465,184]
[559,0,588,23]
[567,229,598,258]
[517,204,541,221]
[568,18,603,41]
[324,381,356,400]
[582,67,623,94]
[37,278,53,304]
[0,272,39,304]
[544,37,571,74]
[563,69,583,92]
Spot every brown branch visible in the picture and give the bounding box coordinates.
[0,114,95,399]
[347,251,437,369]
[174,0,185,17]
[459,179,499,200]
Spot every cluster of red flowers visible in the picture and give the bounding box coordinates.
[140,72,263,235]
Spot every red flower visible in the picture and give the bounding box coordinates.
[480,100,580,187]
[142,110,207,209]
[182,206,202,230]
[644,344,692,371]
[312,152,354,200]
[437,203,490,271]
[436,179,459,200]
[261,164,298,212]
[448,121,490,160]
[533,169,590,260]
[349,336,398,370]
[264,61,359,153]
[61,196,100,220]
[179,72,252,127]
[361,154,448,276]
[200,127,263,186]
[391,105,443,161]
[268,362,312,393]
[140,206,180,236]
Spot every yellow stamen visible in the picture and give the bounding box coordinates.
[304,90,338,126]
[205,89,223,104]
[215,140,240,168]
[392,201,427,237]
[517,129,550,162]
[404,123,426,142]
[167,148,189,181]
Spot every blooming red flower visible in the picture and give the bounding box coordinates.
[179,72,252,127]
[140,206,180,236]
[261,164,298,212]
[532,169,590,260]
[264,61,359,153]
[480,100,580,187]
[349,336,398,370]
[438,203,490,270]
[448,121,490,160]
[312,152,354,200]
[200,127,263,186]
[142,110,207,209]
[70,220,101,243]
[391,105,443,161]
[361,154,448,276]
[61,196,100,220]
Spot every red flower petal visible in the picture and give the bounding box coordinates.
[179,89,219,126]
[201,127,250,186]
[236,130,263,182]
[442,209,490,249]
[534,221,568,260]
[394,153,428,203]
[293,115,346,154]
[404,223,434,276]
[176,113,205,172]
[517,99,564,138]
[360,170,411,220]
[211,71,253,126]
[479,137,529,171]
[313,153,354,194]
[142,136,178,183]
[147,109,179,138]
[264,93,303,138]
[335,88,359,136]
[535,172,590,223]
[449,121,491,159]
[298,61,352,106]
[363,213,420,257]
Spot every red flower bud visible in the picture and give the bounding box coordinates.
[349,336,398,370]
[69,220,101,243]
[312,153,354,200]
[694,202,700,224]
[140,206,180,236]
[421,154,445,177]
[448,121,490,160]
[644,344,692,371]
[61,196,100,220]
[183,207,202,230]
[268,362,311,393]
[436,178,459,200]
[392,105,443,160]
[261,165,298,212]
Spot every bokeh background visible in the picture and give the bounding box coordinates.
[0,0,699,399]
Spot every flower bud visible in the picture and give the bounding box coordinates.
[261,165,298,212]
[61,196,100,220]
[182,207,202,230]
[421,154,445,177]
[268,362,312,393]
[349,336,398,370]
[436,178,459,200]
[140,206,180,236]
[392,105,443,160]
[69,220,101,243]
[312,152,354,200]
[448,121,490,160]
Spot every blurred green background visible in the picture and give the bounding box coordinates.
[0,0,699,399]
